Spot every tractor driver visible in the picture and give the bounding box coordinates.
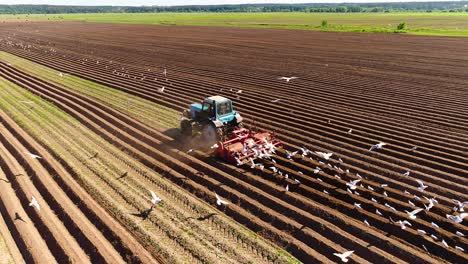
[208,104,214,117]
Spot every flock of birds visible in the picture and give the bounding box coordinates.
[2,38,466,263]
[209,135,467,262]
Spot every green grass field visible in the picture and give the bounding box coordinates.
[3,12,468,37]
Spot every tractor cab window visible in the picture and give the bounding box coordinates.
[217,101,232,116]
[202,102,215,117]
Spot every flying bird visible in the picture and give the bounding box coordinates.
[446,213,468,224]
[150,191,162,205]
[417,229,427,235]
[424,197,435,211]
[376,209,382,216]
[315,151,333,160]
[29,196,40,211]
[442,239,449,248]
[347,129,353,134]
[215,193,230,206]
[455,246,465,252]
[396,220,412,230]
[405,208,423,220]
[346,179,360,190]
[453,200,468,212]
[364,219,370,226]
[158,86,165,93]
[402,171,410,177]
[369,142,386,151]
[354,203,362,210]
[24,151,42,159]
[333,250,354,263]
[456,231,465,237]
[431,222,440,229]
[278,76,298,83]
[271,99,281,103]
[415,180,428,192]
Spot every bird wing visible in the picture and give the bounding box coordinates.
[215,193,229,205]
[333,253,343,259]
[151,191,159,202]
[415,179,424,187]
[351,179,361,185]
[410,208,423,215]
[460,213,468,219]
[342,250,354,258]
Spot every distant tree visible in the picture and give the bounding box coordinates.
[397,22,407,30]
[335,6,347,13]
[347,6,362,12]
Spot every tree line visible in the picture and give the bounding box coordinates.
[1,1,468,14]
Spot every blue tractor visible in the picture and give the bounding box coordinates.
[180,96,244,143]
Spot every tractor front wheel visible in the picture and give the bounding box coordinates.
[180,120,192,137]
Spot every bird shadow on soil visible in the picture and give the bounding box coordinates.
[130,207,154,220]
[14,212,26,223]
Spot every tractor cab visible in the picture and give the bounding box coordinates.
[181,96,243,143]
[188,96,242,128]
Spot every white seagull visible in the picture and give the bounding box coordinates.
[150,191,162,205]
[24,151,42,159]
[456,231,465,237]
[278,76,299,83]
[158,86,165,93]
[315,151,333,160]
[455,246,464,252]
[453,200,468,212]
[417,229,427,235]
[215,193,230,206]
[446,213,468,223]
[431,222,440,229]
[424,197,435,211]
[29,196,40,211]
[369,142,386,151]
[415,180,428,192]
[396,220,412,230]
[405,208,423,220]
[210,143,219,149]
[346,179,360,190]
[333,250,354,263]
[442,240,449,248]
[402,171,410,177]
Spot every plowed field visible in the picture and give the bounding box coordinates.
[0,21,467,263]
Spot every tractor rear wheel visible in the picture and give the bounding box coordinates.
[202,124,221,145]
[180,120,192,137]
